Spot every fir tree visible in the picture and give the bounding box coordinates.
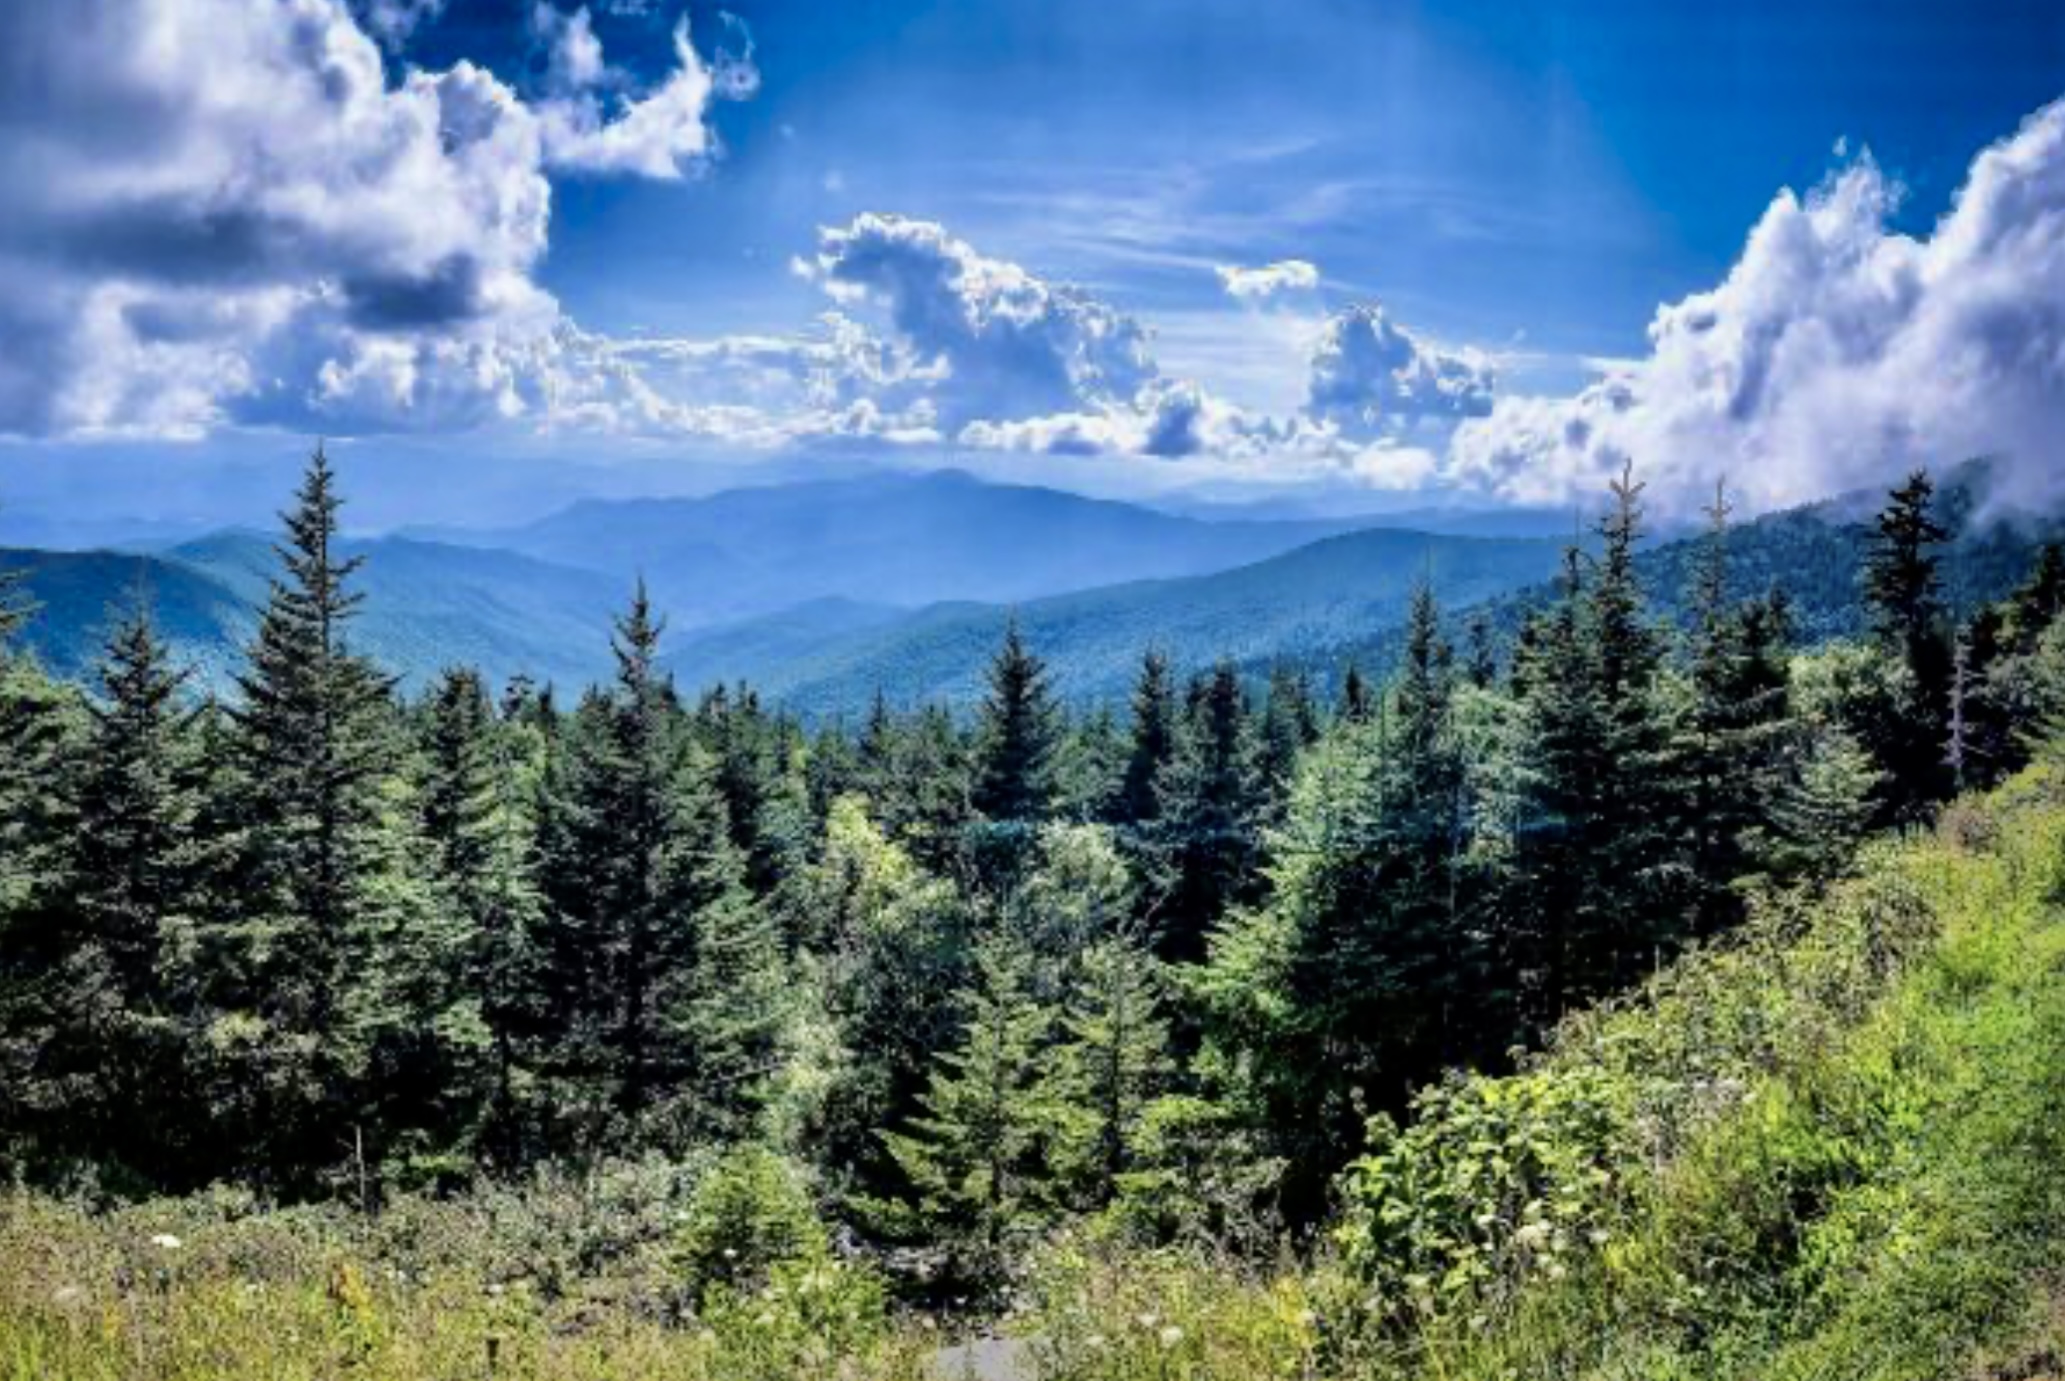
[222,445,408,1184]
[1860,469,1953,817]
[971,621,1059,825]
[1146,663,1263,963]
[418,666,541,1156]
[1117,649,1177,827]
[1682,483,1792,934]
[1256,664,1320,806]
[1340,663,1374,723]
[875,934,1059,1289]
[1764,727,1882,890]
[1053,933,1170,1207]
[1463,612,1499,689]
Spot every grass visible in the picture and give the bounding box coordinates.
[3,768,2061,1380]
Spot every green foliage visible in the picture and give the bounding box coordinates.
[675,1144,828,1298]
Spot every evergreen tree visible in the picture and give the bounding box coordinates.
[418,666,541,1158]
[1053,933,1170,1207]
[1682,484,1793,935]
[1860,469,1953,818]
[1117,649,1177,827]
[1509,470,1683,1026]
[971,621,1059,826]
[537,586,781,1149]
[1340,663,1374,723]
[874,934,1059,1290]
[1463,612,1498,689]
[1763,726,1882,890]
[2002,542,2065,655]
[221,446,411,1185]
[0,648,86,1175]
[48,602,208,1177]
[1146,664,1263,963]
[1256,664,1321,808]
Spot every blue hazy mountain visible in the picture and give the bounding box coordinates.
[663,527,1568,714]
[426,469,1375,627]
[2,533,625,694]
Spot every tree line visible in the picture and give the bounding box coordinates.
[2,448,2061,1293]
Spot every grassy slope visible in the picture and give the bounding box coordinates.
[2,768,2060,1381]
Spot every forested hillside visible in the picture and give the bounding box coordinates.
[430,469,1375,626]
[665,525,1565,713]
[0,532,622,694]
[2,449,2062,1379]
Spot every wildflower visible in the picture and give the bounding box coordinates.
[1587,1228,1610,1246]
[149,1233,183,1251]
[1135,1311,1159,1330]
[1513,1222,1551,1249]
[1159,1325,1184,1349]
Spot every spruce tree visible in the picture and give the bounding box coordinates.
[537,585,781,1147]
[1463,612,1498,689]
[1764,727,1882,890]
[1860,469,1953,818]
[1053,933,1170,1208]
[1340,663,1374,723]
[875,934,1059,1289]
[1256,664,1320,808]
[52,601,207,1177]
[418,666,541,1157]
[1117,649,1177,828]
[971,620,1059,825]
[223,445,407,1185]
[1682,484,1792,935]
[1146,663,1263,963]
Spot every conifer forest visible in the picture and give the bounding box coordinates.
[3,448,2064,1379]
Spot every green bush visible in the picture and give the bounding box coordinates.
[675,1145,829,1299]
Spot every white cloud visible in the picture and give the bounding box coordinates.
[1305,303,1497,435]
[351,0,446,50]
[1216,258,1320,301]
[1449,98,2065,515]
[0,0,748,438]
[797,213,1162,428]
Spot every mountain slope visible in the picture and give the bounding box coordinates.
[666,526,1566,715]
[3,533,627,694]
[439,469,1372,626]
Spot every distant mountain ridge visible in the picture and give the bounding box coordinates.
[663,526,1567,715]
[6,466,2059,718]
[1,533,624,695]
[421,469,1376,627]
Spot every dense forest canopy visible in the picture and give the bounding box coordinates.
[2,447,2064,1375]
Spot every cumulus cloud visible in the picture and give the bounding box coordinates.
[797,213,1161,428]
[1216,259,1320,301]
[1305,303,1497,435]
[350,0,446,49]
[1449,98,2065,515]
[0,0,747,438]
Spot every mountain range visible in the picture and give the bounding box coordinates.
[2,465,2057,716]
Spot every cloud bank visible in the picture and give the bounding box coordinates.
[4,0,2064,521]
[1451,99,2065,514]
[0,0,745,437]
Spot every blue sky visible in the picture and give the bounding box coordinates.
[2,0,2064,523]
[527,0,2065,386]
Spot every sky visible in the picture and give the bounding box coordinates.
[2,0,2064,527]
